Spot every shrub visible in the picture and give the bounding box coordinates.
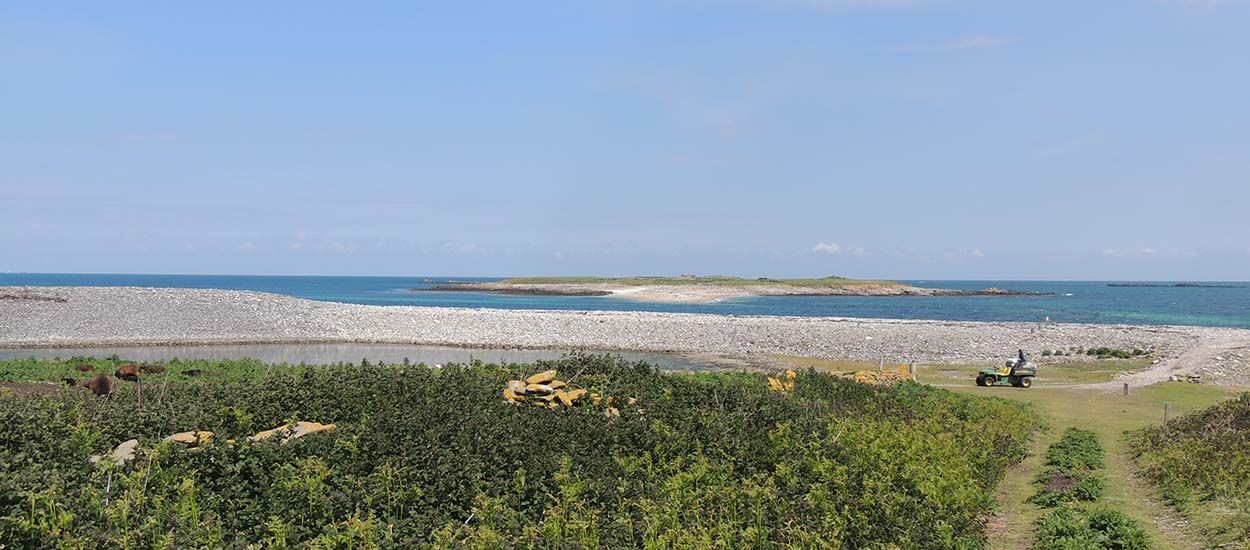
[1030,428,1106,508]
[1033,506,1151,550]
[1128,392,1250,545]
[0,355,1037,548]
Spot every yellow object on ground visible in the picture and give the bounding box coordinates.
[249,421,335,444]
[501,374,627,414]
[165,431,214,446]
[526,370,558,385]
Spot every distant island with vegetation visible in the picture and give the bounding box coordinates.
[423,275,1044,304]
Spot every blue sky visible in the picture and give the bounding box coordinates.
[3,1,1248,280]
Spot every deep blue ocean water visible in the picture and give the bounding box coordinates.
[3,273,1249,329]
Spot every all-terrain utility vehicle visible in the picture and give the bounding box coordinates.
[976,357,1037,388]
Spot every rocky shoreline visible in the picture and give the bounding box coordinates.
[4,287,1245,370]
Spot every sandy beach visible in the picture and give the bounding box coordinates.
[5,286,1250,379]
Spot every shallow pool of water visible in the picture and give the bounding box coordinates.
[0,343,722,371]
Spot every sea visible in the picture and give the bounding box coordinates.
[4,273,1249,329]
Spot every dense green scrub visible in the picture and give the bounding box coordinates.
[1128,392,1250,546]
[1029,428,1106,508]
[1031,429,1150,549]
[1,355,1036,548]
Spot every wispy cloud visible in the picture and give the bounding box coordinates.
[895,34,1016,52]
[812,242,842,254]
[812,242,867,255]
[1102,247,1196,258]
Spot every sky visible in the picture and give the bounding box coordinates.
[2,1,1249,280]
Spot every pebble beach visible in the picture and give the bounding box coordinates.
[5,286,1249,370]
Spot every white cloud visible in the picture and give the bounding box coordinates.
[812,242,841,254]
[1101,247,1194,258]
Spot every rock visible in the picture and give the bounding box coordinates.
[525,383,554,395]
[76,364,95,372]
[139,364,166,374]
[165,431,213,446]
[86,374,114,396]
[526,370,558,385]
[114,364,140,382]
[249,421,335,444]
[90,439,138,465]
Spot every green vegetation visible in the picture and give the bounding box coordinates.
[1028,429,1150,549]
[1039,347,1150,359]
[1029,428,1106,508]
[1128,392,1250,546]
[0,355,1036,548]
[499,275,898,288]
[950,382,1237,549]
[1032,507,1151,550]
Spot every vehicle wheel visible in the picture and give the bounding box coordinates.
[976,375,987,386]
[984,376,996,387]
[1020,377,1033,388]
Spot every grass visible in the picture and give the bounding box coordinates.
[772,355,1151,386]
[499,275,900,288]
[952,383,1241,549]
[769,354,1240,548]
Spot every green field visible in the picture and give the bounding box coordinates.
[499,275,900,288]
[1,355,1034,548]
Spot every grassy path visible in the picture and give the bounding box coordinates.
[951,384,1239,549]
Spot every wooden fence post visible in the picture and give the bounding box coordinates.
[1123,382,1129,396]
[1164,402,1171,424]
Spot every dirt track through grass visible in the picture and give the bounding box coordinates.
[950,384,1240,549]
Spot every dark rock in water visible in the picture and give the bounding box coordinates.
[86,374,114,396]
[114,364,140,382]
[76,363,96,372]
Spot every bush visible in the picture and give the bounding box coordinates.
[0,355,1037,548]
[1128,392,1250,545]
[1030,428,1106,508]
[1033,506,1151,550]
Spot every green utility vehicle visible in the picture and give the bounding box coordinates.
[976,357,1037,388]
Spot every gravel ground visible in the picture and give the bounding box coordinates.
[5,287,1248,371]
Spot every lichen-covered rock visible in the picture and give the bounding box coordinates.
[90,439,138,465]
[165,431,213,446]
[525,370,558,385]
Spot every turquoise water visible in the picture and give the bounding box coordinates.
[3,274,1248,329]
